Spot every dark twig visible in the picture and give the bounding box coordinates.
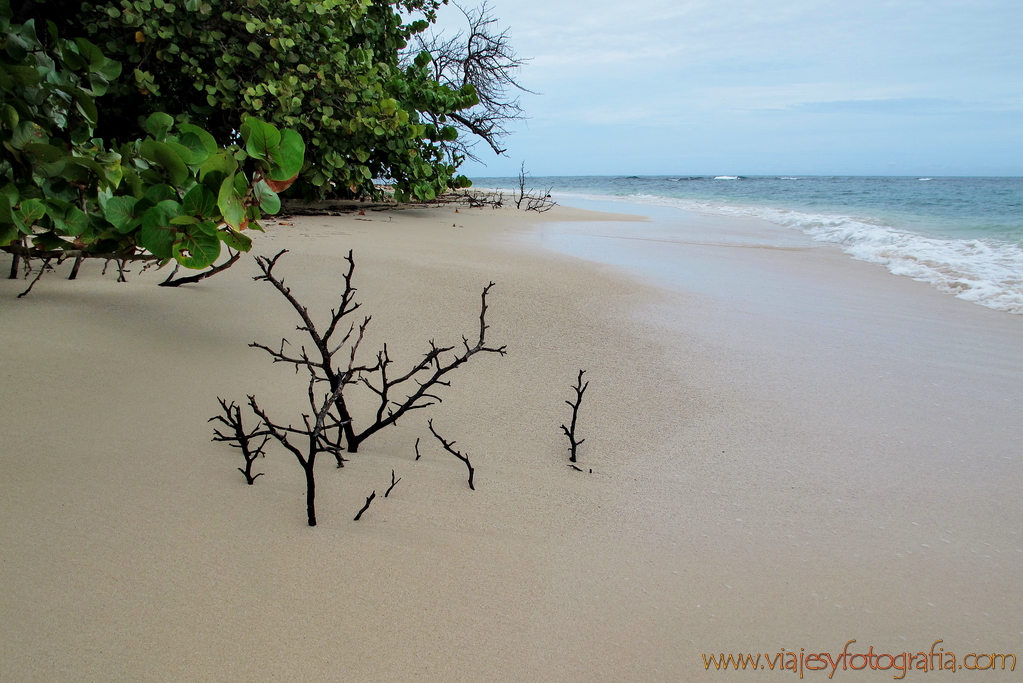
[160,248,241,287]
[414,437,422,460]
[251,250,505,454]
[384,469,401,497]
[428,419,475,490]
[409,1,531,162]
[349,281,506,452]
[17,258,53,298]
[353,491,376,520]
[225,250,502,524]
[209,397,269,484]
[560,369,589,463]
[513,162,556,212]
[247,379,349,526]
[67,256,83,280]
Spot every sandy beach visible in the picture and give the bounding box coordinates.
[2,200,1021,681]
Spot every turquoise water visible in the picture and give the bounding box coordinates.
[472,175,1023,314]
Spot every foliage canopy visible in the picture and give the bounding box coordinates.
[36,0,479,201]
[0,0,303,277]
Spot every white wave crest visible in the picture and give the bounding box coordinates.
[549,190,1023,314]
[713,175,740,180]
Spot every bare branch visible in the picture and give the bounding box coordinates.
[160,249,241,287]
[353,491,376,521]
[408,1,531,162]
[209,397,269,485]
[560,369,589,463]
[428,419,475,490]
[349,282,506,451]
[514,162,556,212]
[229,250,504,523]
[384,469,401,497]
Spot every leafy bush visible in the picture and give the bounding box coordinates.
[0,1,303,276]
[46,0,476,201]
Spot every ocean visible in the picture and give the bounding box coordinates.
[470,175,1023,314]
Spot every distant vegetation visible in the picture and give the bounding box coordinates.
[2,0,525,285]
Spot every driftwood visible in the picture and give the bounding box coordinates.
[353,491,376,521]
[428,419,475,490]
[209,398,270,485]
[384,469,401,497]
[250,249,506,454]
[513,162,556,213]
[212,249,504,525]
[3,241,240,292]
[246,382,349,526]
[560,369,589,463]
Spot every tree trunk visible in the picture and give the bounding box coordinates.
[304,463,317,526]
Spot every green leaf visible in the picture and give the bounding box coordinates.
[177,132,209,166]
[144,112,174,140]
[164,140,196,166]
[178,123,217,156]
[217,175,245,230]
[65,156,108,182]
[243,118,281,161]
[199,149,237,180]
[24,143,64,164]
[140,200,181,259]
[144,184,177,204]
[33,233,70,252]
[74,38,105,67]
[182,184,216,217]
[103,195,140,232]
[97,58,122,81]
[15,198,45,228]
[0,222,18,246]
[9,121,36,150]
[194,220,218,236]
[267,128,304,180]
[62,207,89,236]
[173,227,221,269]
[1,104,18,130]
[219,228,252,252]
[140,139,188,185]
[253,180,281,214]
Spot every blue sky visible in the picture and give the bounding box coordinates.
[427,0,1023,177]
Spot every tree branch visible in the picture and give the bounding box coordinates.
[428,419,475,490]
[560,369,588,463]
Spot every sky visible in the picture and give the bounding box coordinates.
[424,0,1023,178]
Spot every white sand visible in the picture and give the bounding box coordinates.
[1,202,1020,681]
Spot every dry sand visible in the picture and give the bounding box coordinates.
[1,201,1021,681]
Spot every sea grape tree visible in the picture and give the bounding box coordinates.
[38,0,480,201]
[0,3,304,286]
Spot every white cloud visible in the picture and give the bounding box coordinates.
[439,0,1023,175]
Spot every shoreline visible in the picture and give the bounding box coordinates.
[2,201,1021,681]
[479,178,1023,315]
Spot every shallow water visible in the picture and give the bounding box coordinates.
[476,176,1023,313]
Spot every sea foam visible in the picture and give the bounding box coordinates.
[555,191,1023,314]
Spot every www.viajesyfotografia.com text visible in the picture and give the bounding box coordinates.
[702,640,1016,678]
